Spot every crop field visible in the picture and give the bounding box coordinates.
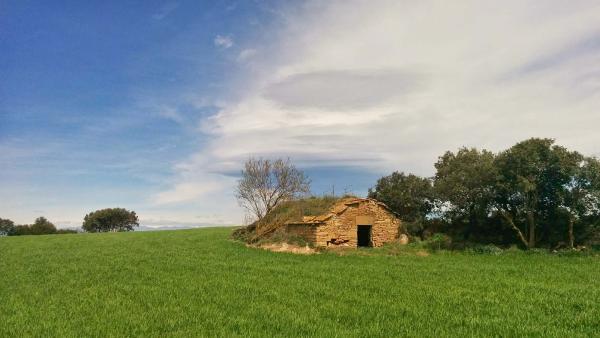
[1,227,599,337]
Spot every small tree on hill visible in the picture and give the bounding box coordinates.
[82,208,139,232]
[236,157,310,222]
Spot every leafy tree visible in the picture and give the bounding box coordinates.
[368,172,434,235]
[12,225,32,236]
[493,138,579,248]
[371,138,600,248]
[29,217,58,235]
[0,218,15,236]
[9,217,58,236]
[82,208,139,232]
[236,158,310,222]
[558,156,600,247]
[433,148,497,239]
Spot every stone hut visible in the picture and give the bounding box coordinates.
[285,197,402,248]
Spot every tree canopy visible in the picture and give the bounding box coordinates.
[371,138,600,248]
[82,208,139,232]
[0,218,15,236]
[434,148,497,239]
[368,172,433,222]
[10,217,58,236]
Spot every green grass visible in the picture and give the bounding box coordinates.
[1,228,599,337]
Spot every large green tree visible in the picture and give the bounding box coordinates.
[433,148,497,239]
[0,218,15,236]
[371,138,600,248]
[82,208,139,232]
[29,217,58,235]
[558,156,600,248]
[368,171,434,223]
[493,138,581,248]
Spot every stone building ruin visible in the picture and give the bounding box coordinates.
[285,197,402,247]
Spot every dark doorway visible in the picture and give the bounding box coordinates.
[357,225,372,247]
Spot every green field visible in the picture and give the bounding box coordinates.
[1,228,599,337]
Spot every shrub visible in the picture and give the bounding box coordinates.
[426,233,452,251]
[467,244,503,255]
[56,229,78,234]
[526,248,548,255]
[263,229,310,247]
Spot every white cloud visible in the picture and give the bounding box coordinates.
[214,35,234,49]
[156,105,184,124]
[156,0,600,220]
[237,48,257,62]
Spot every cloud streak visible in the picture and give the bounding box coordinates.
[152,2,179,20]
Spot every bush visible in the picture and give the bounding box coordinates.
[231,226,253,243]
[56,229,78,234]
[467,244,503,255]
[262,229,310,247]
[426,233,452,251]
[526,248,548,255]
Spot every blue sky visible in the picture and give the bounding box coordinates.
[2,1,600,228]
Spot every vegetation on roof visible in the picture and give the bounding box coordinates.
[261,196,341,224]
[233,195,356,243]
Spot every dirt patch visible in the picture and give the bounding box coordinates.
[252,242,318,255]
[415,250,430,257]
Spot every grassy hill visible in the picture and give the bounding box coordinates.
[1,227,599,336]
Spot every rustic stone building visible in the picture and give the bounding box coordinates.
[285,197,402,247]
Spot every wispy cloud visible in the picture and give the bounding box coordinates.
[214,35,234,49]
[156,0,600,209]
[156,105,184,124]
[237,48,257,63]
[152,2,179,20]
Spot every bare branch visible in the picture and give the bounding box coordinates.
[235,157,310,223]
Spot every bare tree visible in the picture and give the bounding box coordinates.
[236,157,310,221]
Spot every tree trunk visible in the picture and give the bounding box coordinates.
[568,216,575,249]
[527,211,535,248]
[501,212,529,248]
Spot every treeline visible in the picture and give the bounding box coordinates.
[0,217,77,236]
[0,208,139,236]
[369,138,600,249]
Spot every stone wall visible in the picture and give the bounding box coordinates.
[314,200,401,247]
[285,224,318,243]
